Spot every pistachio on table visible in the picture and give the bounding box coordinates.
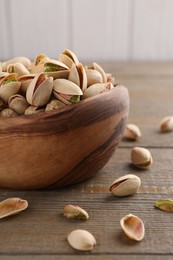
[131,147,153,169]
[63,204,89,220]
[120,214,145,241]
[0,198,28,218]
[67,229,96,251]
[123,124,141,140]
[160,116,173,132]
[155,199,173,212]
[109,174,141,196]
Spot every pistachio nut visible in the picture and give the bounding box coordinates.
[45,99,66,111]
[109,174,141,196]
[155,199,173,212]
[53,78,83,105]
[1,56,31,71]
[131,147,153,169]
[0,108,18,117]
[68,63,87,91]
[120,214,145,241]
[0,198,28,218]
[44,60,70,79]
[86,62,107,83]
[24,105,44,115]
[34,53,50,66]
[63,205,89,220]
[26,72,53,107]
[85,69,103,87]
[124,124,141,140]
[83,82,114,99]
[8,94,29,115]
[18,74,35,93]
[7,62,30,76]
[160,116,173,132]
[59,49,79,69]
[67,229,96,251]
[0,73,21,103]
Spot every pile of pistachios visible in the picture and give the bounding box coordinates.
[0,49,115,117]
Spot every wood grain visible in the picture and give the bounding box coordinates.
[0,63,172,259]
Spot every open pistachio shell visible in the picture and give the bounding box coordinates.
[0,72,9,84]
[26,73,53,107]
[67,229,96,251]
[45,99,66,111]
[85,69,103,87]
[24,105,44,115]
[0,198,28,218]
[8,94,29,115]
[0,73,21,103]
[68,63,87,91]
[59,49,79,69]
[1,56,31,71]
[18,74,35,93]
[109,174,141,196]
[120,214,145,241]
[53,78,83,105]
[44,60,70,79]
[131,147,153,169]
[7,62,30,76]
[93,62,107,83]
[34,53,50,66]
[83,82,114,99]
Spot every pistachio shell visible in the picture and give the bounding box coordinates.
[45,99,66,111]
[0,73,21,103]
[68,63,87,91]
[67,229,96,251]
[109,174,141,196]
[63,205,89,220]
[18,74,35,93]
[106,73,115,84]
[8,94,29,115]
[44,60,70,79]
[93,62,107,83]
[85,69,103,86]
[155,199,173,212]
[131,147,153,169]
[34,53,50,66]
[160,116,173,132]
[120,214,145,241]
[1,57,31,71]
[0,198,28,218]
[7,62,30,76]
[26,73,53,107]
[59,49,79,69]
[24,106,44,115]
[83,82,113,99]
[0,108,18,117]
[124,124,141,140]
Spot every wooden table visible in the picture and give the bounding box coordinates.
[0,63,173,260]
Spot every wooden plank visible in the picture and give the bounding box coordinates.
[9,0,68,60]
[72,0,131,61]
[133,0,173,60]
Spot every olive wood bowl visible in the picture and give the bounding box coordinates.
[0,85,129,190]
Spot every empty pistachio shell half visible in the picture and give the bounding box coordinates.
[109,174,141,196]
[155,199,173,212]
[0,198,28,218]
[131,147,153,169]
[124,124,141,140]
[67,229,96,251]
[160,116,173,132]
[120,214,145,241]
[63,205,89,220]
[8,94,29,115]
[0,108,18,117]
[26,72,53,107]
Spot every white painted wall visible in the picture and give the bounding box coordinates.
[0,0,173,61]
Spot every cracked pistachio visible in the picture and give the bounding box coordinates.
[68,63,87,91]
[59,49,79,69]
[67,229,96,251]
[1,56,31,71]
[124,124,141,140]
[109,174,141,196]
[0,198,28,218]
[120,214,145,241]
[83,82,114,99]
[0,108,18,117]
[45,99,66,111]
[63,205,89,220]
[131,147,153,169]
[7,62,30,76]
[8,94,29,115]
[160,116,173,132]
[85,69,103,87]
[155,199,173,212]
[24,106,44,115]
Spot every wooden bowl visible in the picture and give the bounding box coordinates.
[0,85,129,190]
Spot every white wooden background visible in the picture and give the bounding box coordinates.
[1,0,173,61]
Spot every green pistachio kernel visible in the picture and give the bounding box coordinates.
[70,95,80,103]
